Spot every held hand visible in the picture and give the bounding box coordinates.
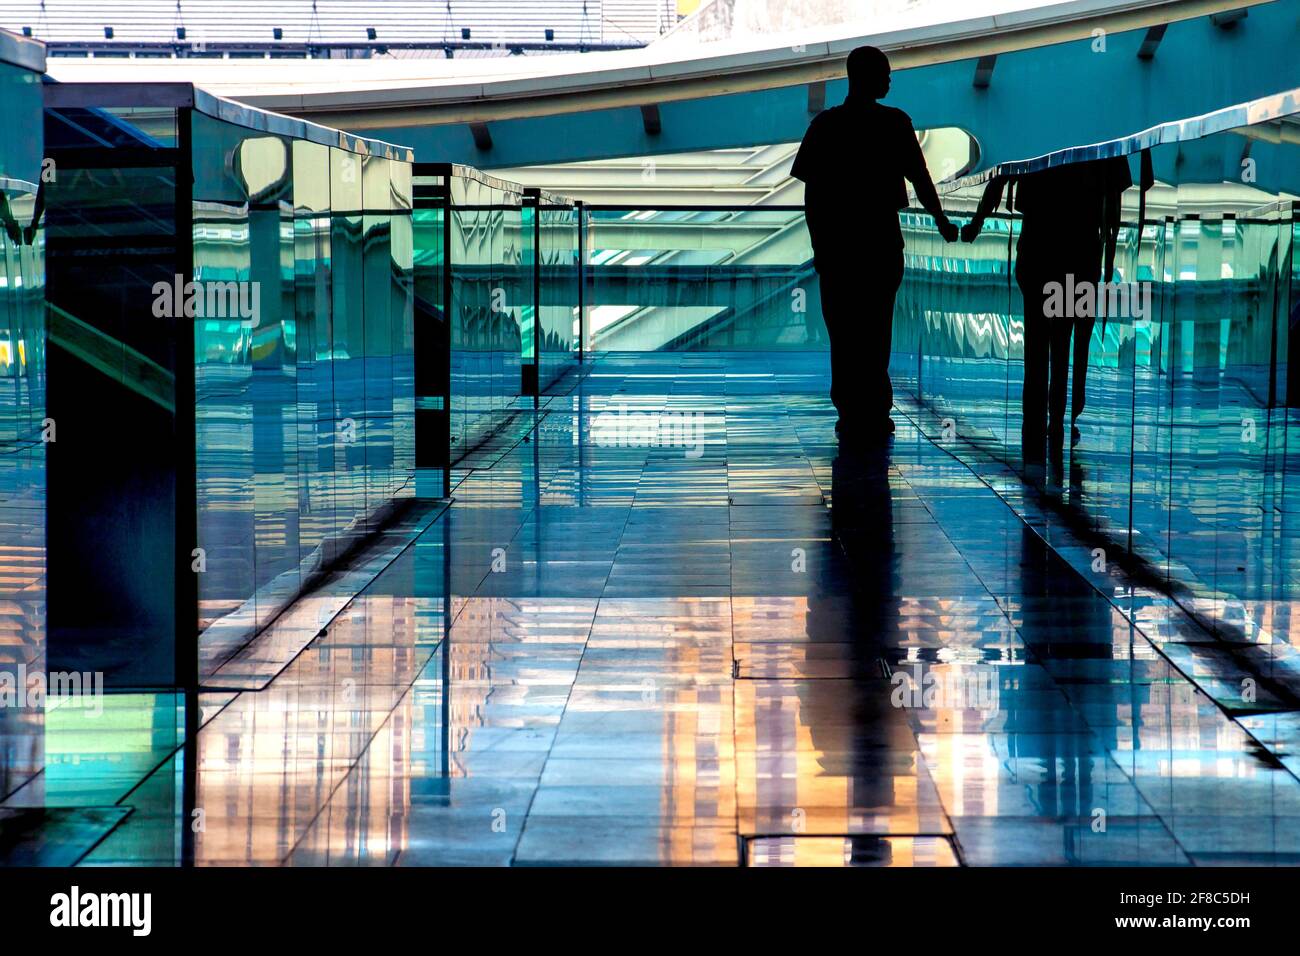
[960,220,981,243]
[937,218,959,243]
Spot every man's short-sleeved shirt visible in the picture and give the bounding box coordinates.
[791,100,926,268]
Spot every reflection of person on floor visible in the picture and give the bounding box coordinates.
[1011,523,1128,842]
[800,446,906,831]
[792,45,958,442]
[962,157,1130,461]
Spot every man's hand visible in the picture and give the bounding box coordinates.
[937,216,959,243]
[960,220,982,243]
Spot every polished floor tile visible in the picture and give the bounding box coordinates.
[9,352,1300,866]
[745,834,960,867]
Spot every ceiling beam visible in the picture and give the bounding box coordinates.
[807,81,826,114]
[469,122,492,150]
[973,54,997,89]
[1210,7,1248,27]
[1136,23,1168,58]
[640,104,662,135]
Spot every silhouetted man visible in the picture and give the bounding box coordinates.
[963,156,1130,460]
[792,45,958,440]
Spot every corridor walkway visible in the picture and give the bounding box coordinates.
[17,352,1300,866]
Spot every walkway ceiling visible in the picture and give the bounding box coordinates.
[30,0,1298,172]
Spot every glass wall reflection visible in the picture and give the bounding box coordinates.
[0,40,46,807]
[411,169,582,468]
[42,87,416,687]
[571,92,1299,702]
[584,207,818,351]
[192,114,416,672]
[448,171,525,458]
[191,113,416,671]
[536,194,579,391]
[889,96,1300,674]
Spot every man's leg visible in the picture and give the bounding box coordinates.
[1047,310,1074,443]
[1071,316,1095,427]
[818,269,852,428]
[870,251,905,426]
[1018,270,1050,458]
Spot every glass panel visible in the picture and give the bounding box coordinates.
[1130,208,1176,591]
[331,148,366,545]
[188,120,415,667]
[896,193,1013,458]
[246,137,299,631]
[584,208,815,350]
[1166,212,1223,613]
[45,106,180,686]
[539,202,579,391]
[362,155,393,520]
[1067,162,1140,550]
[0,57,45,799]
[1221,205,1279,633]
[448,174,525,459]
[193,194,255,633]
[520,200,536,368]
[500,198,524,412]
[292,140,335,567]
[391,165,415,503]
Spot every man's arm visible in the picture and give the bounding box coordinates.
[790,114,823,185]
[913,171,958,242]
[902,120,957,241]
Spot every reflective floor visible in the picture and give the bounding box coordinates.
[6,352,1300,866]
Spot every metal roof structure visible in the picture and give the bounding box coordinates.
[0,0,679,50]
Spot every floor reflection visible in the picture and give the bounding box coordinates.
[5,353,1300,865]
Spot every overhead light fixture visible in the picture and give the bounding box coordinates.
[103,26,114,39]
[461,27,471,40]
[366,27,376,40]
[273,27,283,40]
[176,26,186,39]
[21,26,31,36]
[545,28,554,41]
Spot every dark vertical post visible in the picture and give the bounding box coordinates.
[175,104,199,867]
[439,509,452,784]
[576,200,586,363]
[441,177,452,498]
[412,163,452,500]
[532,191,541,405]
[520,190,540,400]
